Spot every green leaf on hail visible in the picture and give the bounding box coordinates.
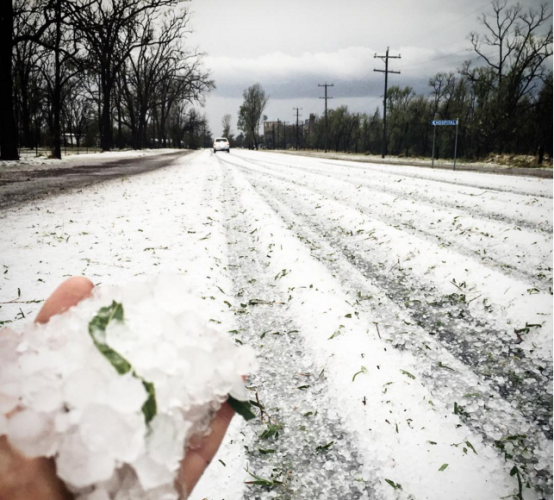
[227,395,256,421]
[88,301,157,424]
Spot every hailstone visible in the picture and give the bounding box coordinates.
[0,275,257,499]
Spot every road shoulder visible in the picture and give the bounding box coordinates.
[268,150,553,179]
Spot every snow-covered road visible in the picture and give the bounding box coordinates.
[1,150,552,500]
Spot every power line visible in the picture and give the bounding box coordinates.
[398,1,492,48]
[367,96,382,113]
[318,83,334,153]
[374,47,401,158]
[351,49,496,120]
[352,2,493,84]
[399,47,487,70]
[355,47,489,82]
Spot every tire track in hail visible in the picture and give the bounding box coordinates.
[217,160,374,500]
[235,165,553,439]
[220,154,550,289]
[254,153,552,199]
[234,165,553,496]
[238,154,552,234]
[317,160,553,198]
[218,155,552,497]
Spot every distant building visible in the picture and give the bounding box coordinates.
[263,121,280,134]
[63,133,77,145]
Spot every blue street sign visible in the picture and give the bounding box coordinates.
[431,120,458,126]
[430,117,460,170]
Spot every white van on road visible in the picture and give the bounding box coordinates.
[213,137,230,153]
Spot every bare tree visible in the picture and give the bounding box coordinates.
[3,0,82,160]
[429,72,456,114]
[121,11,182,148]
[64,87,92,148]
[12,24,43,149]
[470,0,521,86]
[65,0,185,151]
[237,83,268,150]
[181,108,208,149]
[39,0,84,158]
[221,113,232,139]
[118,9,213,149]
[535,72,553,164]
[467,1,552,94]
[156,54,214,148]
[5,0,91,159]
[463,1,553,150]
[0,1,55,160]
[168,103,188,148]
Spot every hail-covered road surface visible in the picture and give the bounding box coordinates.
[0,150,552,500]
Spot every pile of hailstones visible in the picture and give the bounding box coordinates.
[0,276,257,500]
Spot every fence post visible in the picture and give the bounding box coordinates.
[431,125,437,168]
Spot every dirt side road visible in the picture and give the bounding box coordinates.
[0,150,193,209]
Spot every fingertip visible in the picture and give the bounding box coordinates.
[35,276,94,324]
[63,276,94,293]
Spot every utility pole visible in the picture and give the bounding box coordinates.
[293,107,302,150]
[374,47,401,158]
[453,118,459,171]
[282,122,288,149]
[277,119,281,150]
[318,83,334,153]
[272,123,276,150]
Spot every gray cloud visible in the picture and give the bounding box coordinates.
[188,0,551,137]
[205,44,476,100]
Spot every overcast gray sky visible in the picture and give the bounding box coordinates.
[188,0,550,138]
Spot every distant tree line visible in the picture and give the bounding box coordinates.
[1,0,214,161]
[260,1,553,164]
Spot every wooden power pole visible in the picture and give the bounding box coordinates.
[374,47,401,158]
[318,83,334,153]
[293,107,302,150]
